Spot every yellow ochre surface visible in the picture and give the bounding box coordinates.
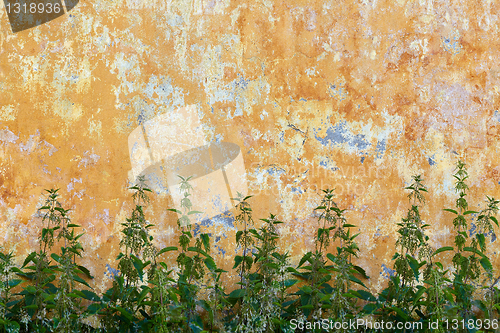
[1,0,500,294]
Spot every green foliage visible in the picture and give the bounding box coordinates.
[0,161,500,332]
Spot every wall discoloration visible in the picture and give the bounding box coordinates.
[1,0,500,294]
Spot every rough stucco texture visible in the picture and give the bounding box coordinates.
[1,0,500,294]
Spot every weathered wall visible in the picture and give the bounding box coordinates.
[1,0,500,294]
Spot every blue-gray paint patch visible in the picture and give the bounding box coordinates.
[193,223,201,237]
[493,110,500,122]
[381,264,395,278]
[375,139,386,159]
[469,223,476,237]
[428,157,436,166]
[314,121,371,151]
[202,213,235,229]
[279,131,284,143]
[105,264,119,279]
[215,245,226,256]
[442,35,462,55]
[267,166,286,177]
[361,156,365,163]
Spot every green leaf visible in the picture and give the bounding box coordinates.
[490,216,499,227]
[8,279,23,288]
[233,255,243,269]
[413,286,426,306]
[480,257,493,272]
[356,290,376,302]
[81,290,100,302]
[406,254,420,281]
[353,265,369,279]
[200,233,210,253]
[463,247,485,257]
[298,252,312,268]
[73,275,91,288]
[187,247,209,257]
[204,257,217,271]
[228,289,246,299]
[244,255,253,269]
[22,252,37,268]
[391,307,410,321]
[432,246,454,256]
[158,246,178,255]
[363,303,379,314]
[116,306,134,321]
[77,265,93,279]
[477,233,486,251]
[348,275,367,288]
[236,231,243,244]
[300,285,313,294]
[463,210,478,215]
[443,209,458,215]
[87,303,102,315]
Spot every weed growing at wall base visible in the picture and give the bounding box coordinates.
[0,160,499,332]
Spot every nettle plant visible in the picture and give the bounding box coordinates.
[443,161,500,330]
[167,175,221,333]
[291,188,367,330]
[378,175,433,323]
[15,189,93,333]
[2,160,500,333]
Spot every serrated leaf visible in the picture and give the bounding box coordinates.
[432,246,454,257]
[406,254,420,281]
[300,285,313,294]
[22,252,37,268]
[298,252,312,267]
[356,289,376,302]
[352,265,369,279]
[204,257,216,271]
[480,257,493,272]
[158,246,178,256]
[228,289,246,299]
[477,233,486,251]
[413,287,426,306]
[349,275,366,288]
[233,255,243,269]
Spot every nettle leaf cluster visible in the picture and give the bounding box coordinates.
[0,160,499,332]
